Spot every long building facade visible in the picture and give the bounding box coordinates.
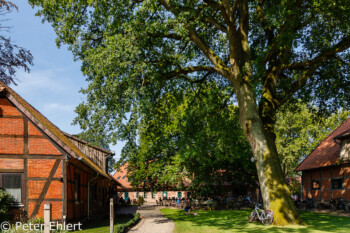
[113,164,192,203]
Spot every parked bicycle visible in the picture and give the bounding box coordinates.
[248,204,274,225]
[330,198,345,211]
[300,198,315,210]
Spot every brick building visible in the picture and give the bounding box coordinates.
[113,164,192,202]
[0,81,122,221]
[295,118,350,202]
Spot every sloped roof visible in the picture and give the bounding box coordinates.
[295,118,350,171]
[63,132,113,155]
[112,164,133,189]
[0,81,111,179]
[334,129,350,140]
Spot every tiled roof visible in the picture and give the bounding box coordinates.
[295,118,350,171]
[0,81,111,179]
[112,163,133,189]
[334,129,350,140]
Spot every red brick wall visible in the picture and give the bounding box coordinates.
[29,202,63,220]
[28,181,62,199]
[0,137,24,154]
[28,160,62,178]
[302,165,350,201]
[0,98,22,116]
[0,118,23,135]
[0,159,24,169]
[29,138,62,155]
[1,96,64,221]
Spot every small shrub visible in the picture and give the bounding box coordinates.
[137,196,145,205]
[29,217,44,225]
[114,213,140,233]
[0,188,14,222]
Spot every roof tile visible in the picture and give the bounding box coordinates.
[295,118,350,171]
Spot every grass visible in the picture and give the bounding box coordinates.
[78,216,133,233]
[160,208,350,233]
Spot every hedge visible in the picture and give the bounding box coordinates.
[114,213,140,233]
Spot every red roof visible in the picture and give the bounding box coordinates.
[112,164,133,189]
[295,118,350,171]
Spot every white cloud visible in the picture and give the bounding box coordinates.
[43,103,75,112]
[11,69,69,94]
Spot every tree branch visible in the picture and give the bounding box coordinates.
[202,16,227,33]
[238,0,250,69]
[282,35,350,71]
[146,32,184,41]
[159,0,230,78]
[256,0,274,45]
[163,65,217,79]
[277,66,318,107]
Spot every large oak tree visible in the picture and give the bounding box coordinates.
[29,0,350,225]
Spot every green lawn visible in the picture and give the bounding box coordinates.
[160,209,350,233]
[78,216,133,233]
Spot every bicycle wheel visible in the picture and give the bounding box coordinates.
[248,211,257,223]
[261,215,274,225]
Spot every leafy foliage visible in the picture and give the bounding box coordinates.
[124,83,257,196]
[0,188,13,222]
[27,0,350,152]
[0,0,33,85]
[28,0,350,224]
[276,101,350,177]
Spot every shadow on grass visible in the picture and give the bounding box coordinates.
[79,216,132,233]
[161,209,350,233]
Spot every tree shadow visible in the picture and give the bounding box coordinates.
[79,215,132,232]
[161,209,350,233]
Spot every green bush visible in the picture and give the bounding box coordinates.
[114,213,140,233]
[137,196,145,205]
[0,188,14,222]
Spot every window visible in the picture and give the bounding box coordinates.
[74,173,80,201]
[311,180,320,190]
[136,192,139,198]
[152,192,156,199]
[332,178,343,189]
[2,174,22,203]
[177,192,182,199]
[144,192,147,198]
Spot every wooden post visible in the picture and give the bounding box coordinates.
[44,203,51,233]
[110,198,114,233]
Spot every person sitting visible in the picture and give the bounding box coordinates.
[184,205,192,215]
[184,205,199,216]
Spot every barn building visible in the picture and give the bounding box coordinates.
[295,118,350,202]
[0,81,122,221]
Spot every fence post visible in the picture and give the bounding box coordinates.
[110,198,114,233]
[44,203,51,233]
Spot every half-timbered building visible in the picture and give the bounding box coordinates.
[0,81,122,221]
[295,118,350,202]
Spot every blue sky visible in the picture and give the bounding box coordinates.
[7,1,124,160]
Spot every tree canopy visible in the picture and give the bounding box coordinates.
[0,0,33,85]
[29,0,350,225]
[124,82,257,197]
[276,102,350,177]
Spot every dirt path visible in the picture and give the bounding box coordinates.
[129,204,174,233]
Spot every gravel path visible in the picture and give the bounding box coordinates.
[129,204,174,233]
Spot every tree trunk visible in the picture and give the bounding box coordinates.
[234,80,303,225]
